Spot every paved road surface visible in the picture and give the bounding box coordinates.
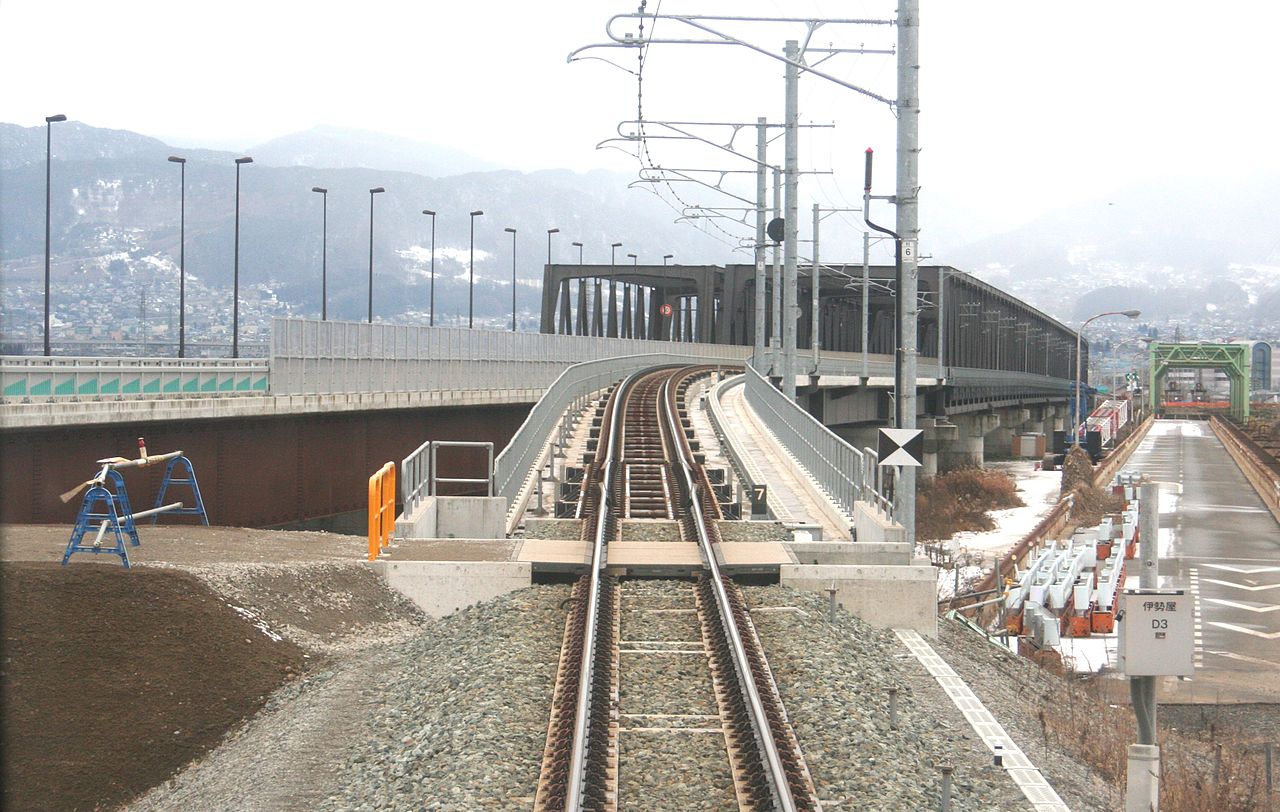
[1124,419,1280,703]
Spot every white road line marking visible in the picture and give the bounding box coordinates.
[1206,622,1280,640]
[1200,578,1280,592]
[1200,563,1280,574]
[1203,598,1280,613]
[1206,650,1280,668]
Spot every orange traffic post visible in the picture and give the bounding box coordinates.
[368,461,396,561]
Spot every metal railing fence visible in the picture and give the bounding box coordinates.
[270,318,750,396]
[743,363,891,518]
[1,356,269,401]
[492,351,745,510]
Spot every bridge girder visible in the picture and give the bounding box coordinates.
[1149,342,1251,421]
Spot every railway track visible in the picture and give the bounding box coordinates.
[534,366,820,812]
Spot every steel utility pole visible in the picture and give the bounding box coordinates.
[811,203,820,372]
[770,167,782,373]
[754,117,768,371]
[782,39,800,399]
[895,0,920,545]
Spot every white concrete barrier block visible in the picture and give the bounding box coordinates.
[781,563,938,636]
[371,560,531,618]
[853,501,906,545]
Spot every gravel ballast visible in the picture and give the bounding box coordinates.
[321,584,569,811]
[746,585,1032,811]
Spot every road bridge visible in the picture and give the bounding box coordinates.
[3,289,1080,528]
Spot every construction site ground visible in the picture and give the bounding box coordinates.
[0,523,426,812]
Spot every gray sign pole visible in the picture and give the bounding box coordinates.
[782,39,800,399]
[754,118,768,371]
[895,0,920,545]
[1125,480,1161,812]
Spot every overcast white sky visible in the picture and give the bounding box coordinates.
[4,1,1278,239]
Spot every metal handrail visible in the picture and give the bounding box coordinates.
[430,441,494,496]
[401,439,433,509]
[493,351,744,514]
[743,363,890,519]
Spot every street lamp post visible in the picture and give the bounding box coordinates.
[169,156,187,356]
[571,241,584,264]
[43,113,66,356]
[232,156,253,359]
[663,254,673,265]
[505,227,518,331]
[1074,309,1141,446]
[547,228,560,331]
[312,187,328,320]
[468,210,484,328]
[422,210,436,326]
[367,187,385,323]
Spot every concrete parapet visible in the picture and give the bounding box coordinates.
[853,501,905,544]
[781,563,938,636]
[370,560,532,618]
[395,495,507,540]
[786,541,912,566]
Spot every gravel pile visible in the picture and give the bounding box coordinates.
[746,585,1029,810]
[321,584,569,811]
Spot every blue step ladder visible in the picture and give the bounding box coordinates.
[152,455,209,525]
[63,471,140,568]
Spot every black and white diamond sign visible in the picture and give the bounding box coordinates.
[878,428,924,467]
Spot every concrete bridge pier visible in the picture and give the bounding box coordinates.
[928,412,1001,473]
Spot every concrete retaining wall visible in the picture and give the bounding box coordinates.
[371,560,532,618]
[781,563,937,636]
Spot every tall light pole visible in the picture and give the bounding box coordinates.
[367,187,385,323]
[423,210,437,326]
[1074,309,1141,446]
[169,156,187,356]
[232,156,253,359]
[547,228,560,332]
[43,113,66,356]
[468,210,484,328]
[312,187,328,320]
[505,227,518,331]
[627,252,637,266]
[571,241,584,264]
[546,228,560,266]
[663,254,673,265]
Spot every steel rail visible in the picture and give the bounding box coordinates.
[659,372,799,812]
[564,369,640,811]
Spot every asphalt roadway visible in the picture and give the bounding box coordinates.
[1124,419,1280,703]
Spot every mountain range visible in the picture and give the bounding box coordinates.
[2,121,1278,344]
[0,122,731,332]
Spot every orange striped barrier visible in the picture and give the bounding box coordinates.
[368,461,396,561]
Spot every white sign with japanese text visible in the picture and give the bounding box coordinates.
[1117,588,1195,676]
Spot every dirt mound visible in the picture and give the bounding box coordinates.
[1,562,307,812]
[1059,445,1096,495]
[1066,484,1124,528]
[917,467,1024,541]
